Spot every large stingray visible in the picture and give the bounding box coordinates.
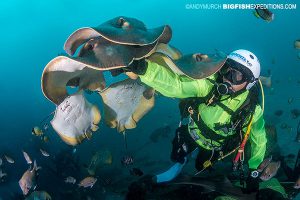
[127,175,255,200]
[64,16,172,56]
[99,78,155,133]
[148,51,226,80]
[51,91,101,146]
[41,56,106,105]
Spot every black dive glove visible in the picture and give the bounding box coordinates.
[125,59,148,75]
[110,59,148,77]
[242,169,260,194]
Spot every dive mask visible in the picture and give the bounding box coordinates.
[220,65,245,85]
[220,59,254,85]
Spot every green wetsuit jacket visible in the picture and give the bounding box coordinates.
[139,60,267,169]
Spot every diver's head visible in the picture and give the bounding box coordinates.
[217,49,260,95]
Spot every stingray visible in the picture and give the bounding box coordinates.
[64,16,172,56]
[50,91,101,146]
[167,176,256,200]
[148,51,226,79]
[72,36,157,69]
[41,36,160,104]
[41,56,106,105]
[99,78,155,132]
[126,175,255,200]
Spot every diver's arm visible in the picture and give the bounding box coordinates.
[139,60,211,98]
[247,105,267,169]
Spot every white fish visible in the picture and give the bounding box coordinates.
[4,155,15,164]
[260,161,281,181]
[40,149,50,157]
[22,151,32,164]
[64,176,76,184]
[78,177,97,188]
[0,157,2,166]
[257,156,272,173]
[19,160,40,195]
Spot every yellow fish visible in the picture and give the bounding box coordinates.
[32,126,43,137]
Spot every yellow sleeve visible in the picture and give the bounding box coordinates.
[248,105,267,169]
[139,60,213,98]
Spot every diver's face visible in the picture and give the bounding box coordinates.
[220,63,248,93]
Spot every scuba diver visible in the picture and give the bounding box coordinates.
[124,49,267,196]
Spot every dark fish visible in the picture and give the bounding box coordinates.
[274,110,283,117]
[265,124,277,142]
[286,154,296,159]
[291,109,300,119]
[121,155,134,166]
[130,168,144,177]
[254,8,274,22]
[280,123,288,129]
[149,125,171,143]
[296,121,300,142]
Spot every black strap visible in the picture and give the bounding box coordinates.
[190,114,226,141]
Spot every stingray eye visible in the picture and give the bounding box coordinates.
[194,54,208,62]
[85,42,94,51]
[118,17,125,27]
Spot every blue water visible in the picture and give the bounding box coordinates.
[0,0,300,199]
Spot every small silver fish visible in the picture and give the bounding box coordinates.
[22,151,32,164]
[121,155,134,166]
[64,176,76,184]
[257,156,272,173]
[0,157,2,166]
[19,160,40,195]
[43,123,49,131]
[260,161,281,181]
[40,149,50,157]
[294,176,300,189]
[4,155,15,164]
[78,177,97,188]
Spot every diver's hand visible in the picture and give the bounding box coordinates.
[125,59,148,75]
[242,170,260,194]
